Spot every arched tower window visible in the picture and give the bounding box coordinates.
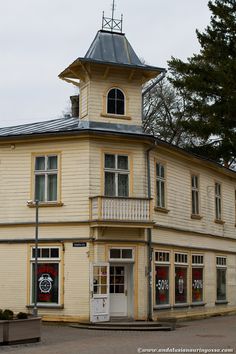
[107,88,125,115]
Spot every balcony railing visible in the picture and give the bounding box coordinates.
[90,196,152,223]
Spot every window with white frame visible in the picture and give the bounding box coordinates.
[215,182,222,220]
[191,175,199,215]
[216,256,227,301]
[156,163,165,208]
[155,251,170,306]
[107,88,125,115]
[104,154,129,197]
[175,253,188,304]
[30,246,61,305]
[34,155,58,202]
[109,248,134,261]
[192,254,204,303]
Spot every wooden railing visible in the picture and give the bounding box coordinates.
[90,196,152,222]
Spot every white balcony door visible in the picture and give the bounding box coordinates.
[110,265,128,317]
[90,263,110,323]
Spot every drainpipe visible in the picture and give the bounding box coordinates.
[143,72,166,321]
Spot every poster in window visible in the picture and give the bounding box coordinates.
[175,267,187,303]
[32,263,59,304]
[192,268,203,302]
[155,266,169,305]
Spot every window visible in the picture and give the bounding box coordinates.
[31,246,61,305]
[104,154,129,197]
[109,248,134,261]
[107,88,125,115]
[191,175,199,215]
[34,155,58,202]
[235,189,236,226]
[156,163,165,208]
[192,254,204,303]
[155,251,170,306]
[175,253,188,304]
[216,257,227,301]
[215,182,222,220]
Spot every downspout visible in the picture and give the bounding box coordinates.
[143,71,166,321]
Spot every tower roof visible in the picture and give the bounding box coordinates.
[59,30,165,82]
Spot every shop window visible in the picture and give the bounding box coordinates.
[155,251,170,306]
[104,154,129,197]
[191,175,199,215]
[192,254,204,303]
[175,253,188,304]
[216,256,227,301]
[107,88,125,115]
[109,248,133,261]
[34,155,58,202]
[31,246,61,305]
[156,163,166,208]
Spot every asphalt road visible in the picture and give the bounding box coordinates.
[0,315,236,354]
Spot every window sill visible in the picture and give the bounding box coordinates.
[215,300,228,305]
[153,305,171,310]
[173,303,189,309]
[100,113,131,120]
[214,219,225,225]
[191,214,203,220]
[154,207,170,214]
[26,304,64,309]
[191,302,206,307]
[27,202,64,208]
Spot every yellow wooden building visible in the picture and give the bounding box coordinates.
[0,18,236,323]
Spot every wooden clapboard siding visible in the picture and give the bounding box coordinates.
[151,149,236,239]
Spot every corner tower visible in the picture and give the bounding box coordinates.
[59,6,165,127]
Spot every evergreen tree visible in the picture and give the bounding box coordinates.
[168,0,236,168]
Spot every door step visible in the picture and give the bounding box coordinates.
[70,321,173,331]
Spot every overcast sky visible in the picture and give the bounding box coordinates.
[0,0,211,128]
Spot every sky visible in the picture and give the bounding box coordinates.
[0,0,211,128]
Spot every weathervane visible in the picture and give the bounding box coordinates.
[102,0,123,33]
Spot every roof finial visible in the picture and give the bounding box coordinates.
[102,0,123,33]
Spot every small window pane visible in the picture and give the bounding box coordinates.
[122,249,133,259]
[42,248,50,258]
[116,100,125,115]
[48,156,57,170]
[51,248,59,258]
[118,174,129,197]
[108,89,116,99]
[105,172,116,196]
[118,156,128,170]
[35,175,45,202]
[110,249,121,258]
[35,157,45,171]
[105,154,115,169]
[116,89,124,100]
[48,174,57,201]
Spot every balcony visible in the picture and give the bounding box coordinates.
[90,196,153,225]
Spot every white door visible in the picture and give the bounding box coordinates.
[90,263,110,323]
[110,265,128,317]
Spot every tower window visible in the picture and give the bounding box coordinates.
[107,88,125,115]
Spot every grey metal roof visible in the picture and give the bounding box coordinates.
[0,117,148,138]
[82,30,164,72]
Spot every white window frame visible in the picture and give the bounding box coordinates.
[191,254,204,304]
[104,154,129,197]
[34,155,58,202]
[215,182,222,220]
[216,256,227,302]
[156,162,166,208]
[109,247,134,262]
[191,175,200,215]
[30,246,61,306]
